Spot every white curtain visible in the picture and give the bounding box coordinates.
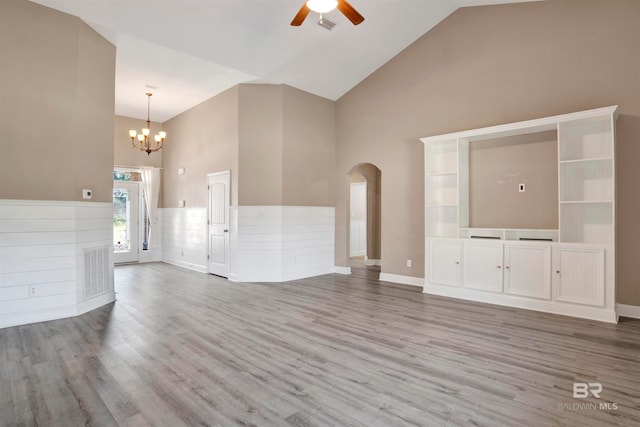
[140,167,161,246]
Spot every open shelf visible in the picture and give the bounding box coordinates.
[559,116,612,162]
[425,139,457,175]
[559,158,612,202]
[426,173,457,206]
[426,205,458,238]
[560,202,613,244]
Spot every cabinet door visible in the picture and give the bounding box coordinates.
[504,244,551,300]
[463,240,503,293]
[427,239,461,286]
[553,246,605,307]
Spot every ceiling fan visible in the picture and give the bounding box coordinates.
[291,0,364,26]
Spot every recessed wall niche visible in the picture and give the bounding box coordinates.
[469,130,558,229]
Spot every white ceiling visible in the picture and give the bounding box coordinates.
[31,0,534,122]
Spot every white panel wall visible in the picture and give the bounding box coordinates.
[161,207,207,273]
[230,206,335,283]
[0,200,114,329]
[161,206,335,282]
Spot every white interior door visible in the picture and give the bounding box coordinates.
[350,182,367,257]
[208,171,230,277]
[113,181,139,264]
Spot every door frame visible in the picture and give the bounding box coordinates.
[207,170,231,277]
[349,181,367,258]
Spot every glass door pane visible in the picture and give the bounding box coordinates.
[113,181,139,263]
[113,188,131,253]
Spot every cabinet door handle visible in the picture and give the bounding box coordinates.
[556,270,560,274]
[497,265,502,269]
[455,261,460,265]
[505,266,510,270]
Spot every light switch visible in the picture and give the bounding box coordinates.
[178,200,185,208]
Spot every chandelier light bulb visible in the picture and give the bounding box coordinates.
[129,130,137,138]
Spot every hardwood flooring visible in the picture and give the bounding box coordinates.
[1,262,640,426]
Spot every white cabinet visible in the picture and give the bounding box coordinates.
[504,243,551,300]
[427,238,461,286]
[421,106,618,322]
[462,240,503,293]
[553,246,605,307]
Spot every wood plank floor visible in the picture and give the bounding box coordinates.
[2,262,640,426]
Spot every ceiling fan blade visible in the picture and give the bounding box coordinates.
[337,0,364,25]
[290,3,311,26]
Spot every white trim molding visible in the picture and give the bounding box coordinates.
[379,273,424,288]
[365,258,381,266]
[334,266,352,275]
[617,304,640,319]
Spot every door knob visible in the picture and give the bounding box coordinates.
[224,229,229,233]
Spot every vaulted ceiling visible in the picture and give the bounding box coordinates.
[31,0,535,122]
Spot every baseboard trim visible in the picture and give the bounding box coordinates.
[379,273,424,288]
[423,283,618,323]
[365,258,381,266]
[0,306,76,329]
[162,259,207,274]
[617,303,640,319]
[78,292,116,316]
[334,266,352,275]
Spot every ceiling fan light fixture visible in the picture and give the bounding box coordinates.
[306,0,338,14]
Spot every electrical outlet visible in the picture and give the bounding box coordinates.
[30,287,36,296]
[406,259,412,268]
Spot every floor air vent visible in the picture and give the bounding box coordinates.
[83,246,111,301]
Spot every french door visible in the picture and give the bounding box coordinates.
[113,181,140,264]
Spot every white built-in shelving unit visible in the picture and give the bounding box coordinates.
[421,106,618,323]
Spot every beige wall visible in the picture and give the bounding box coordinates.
[0,0,115,203]
[161,84,335,209]
[282,86,335,207]
[469,131,558,229]
[162,86,239,208]
[335,0,640,305]
[237,85,284,205]
[114,115,163,168]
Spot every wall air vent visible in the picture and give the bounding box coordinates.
[317,17,336,30]
[83,246,112,301]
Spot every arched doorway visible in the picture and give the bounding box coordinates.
[348,163,382,280]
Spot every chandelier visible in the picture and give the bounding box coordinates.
[129,93,166,155]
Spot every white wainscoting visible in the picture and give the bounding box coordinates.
[160,208,207,273]
[0,200,114,329]
[230,206,335,282]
